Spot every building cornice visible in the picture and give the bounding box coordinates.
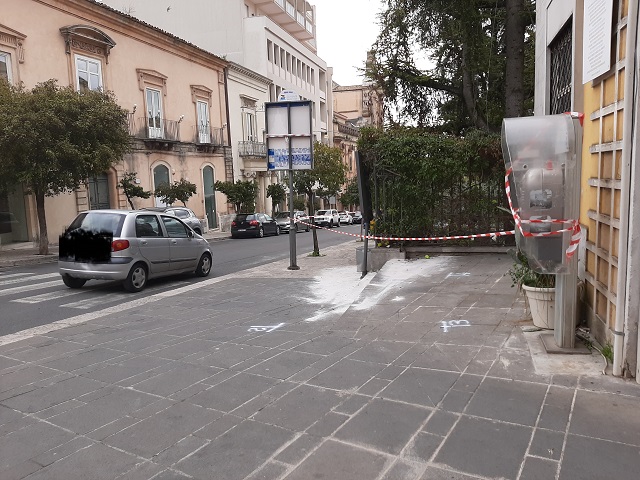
[228,62,272,85]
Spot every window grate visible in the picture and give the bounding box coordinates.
[550,21,573,115]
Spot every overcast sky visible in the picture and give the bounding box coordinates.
[315,0,384,86]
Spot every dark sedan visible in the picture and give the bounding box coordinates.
[231,213,280,238]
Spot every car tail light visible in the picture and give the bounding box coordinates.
[231,221,237,227]
[112,239,130,252]
[249,220,259,226]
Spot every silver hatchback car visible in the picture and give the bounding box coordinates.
[58,210,212,292]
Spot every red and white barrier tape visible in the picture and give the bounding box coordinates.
[504,167,581,259]
[293,219,515,242]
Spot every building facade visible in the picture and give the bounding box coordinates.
[535,0,639,380]
[0,0,230,244]
[99,0,333,197]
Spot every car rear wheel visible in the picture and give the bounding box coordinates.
[61,274,86,289]
[329,220,333,228]
[258,227,264,238]
[195,253,212,277]
[123,262,148,292]
[275,226,280,236]
[194,228,202,235]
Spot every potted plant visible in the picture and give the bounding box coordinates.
[509,250,556,329]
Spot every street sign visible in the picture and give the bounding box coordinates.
[265,101,313,171]
[278,90,301,101]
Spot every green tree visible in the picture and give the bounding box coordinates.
[369,0,534,131]
[0,79,130,254]
[154,178,197,206]
[214,180,258,213]
[340,176,361,209]
[266,183,287,213]
[293,197,306,211]
[292,142,347,256]
[118,172,151,209]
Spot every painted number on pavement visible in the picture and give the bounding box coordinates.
[248,323,284,333]
[440,320,471,332]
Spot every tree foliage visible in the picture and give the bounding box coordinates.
[0,79,130,254]
[266,183,287,213]
[291,142,347,255]
[214,180,258,213]
[357,126,513,243]
[369,0,535,132]
[118,172,151,209]
[154,179,197,206]
[340,177,360,209]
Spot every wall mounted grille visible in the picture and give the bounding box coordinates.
[550,21,573,114]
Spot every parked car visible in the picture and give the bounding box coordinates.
[313,209,341,227]
[274,211,310,233]
[338,211,353,225]
[231,213,279,238]
[58,210,212,292]
[350,211,363,224]
[140,206,204,235]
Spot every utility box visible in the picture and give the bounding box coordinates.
[502,114,580,274]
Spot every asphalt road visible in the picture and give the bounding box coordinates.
[0,225,363,337]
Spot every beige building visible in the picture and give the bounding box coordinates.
[535,0,639,380]
[332,82,384,211]
[0,0,230,244]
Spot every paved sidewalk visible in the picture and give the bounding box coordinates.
[1,243,639,480]
[0,230,230,268]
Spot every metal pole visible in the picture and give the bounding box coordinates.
[286,132,299,270]
[361,221,369,277]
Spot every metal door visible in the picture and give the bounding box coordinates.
[161,215,200,271]
[153,165,170,207]
[203,166,217,228]
[134,214,171,274]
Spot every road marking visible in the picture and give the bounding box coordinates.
[0,272,59,286]
[12,289,85,304]
[248,323,284,333]
[59,281,190,309]
[0,273,35,279]
[440,320,471,332]
[446,272,471,278]
[0,280,61,297]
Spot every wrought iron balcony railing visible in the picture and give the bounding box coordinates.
[238,141,267,157]
[194,125,225,146]
[128,116,180,142]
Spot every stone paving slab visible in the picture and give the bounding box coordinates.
[1,246,640,479]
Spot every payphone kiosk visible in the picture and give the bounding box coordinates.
[502,113,583,349]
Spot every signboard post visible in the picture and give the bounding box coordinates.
[265,96,313,270]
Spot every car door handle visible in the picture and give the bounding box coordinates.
[140,240,148,245]
[171,240,177,244]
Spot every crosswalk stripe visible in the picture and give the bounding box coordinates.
[60,280,191,309]
[0,273,35,280]
[0,272,60,286]
[0,280,61,297]
[12,289,86,304]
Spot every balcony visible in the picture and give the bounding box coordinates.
[129,115,180,150]
[238,141,267,157]
[194,125,225,152]
[252,0,315,41]
[337,123,359,138]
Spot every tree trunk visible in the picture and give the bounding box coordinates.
[126,195,134,209]
[504,0,526,118]
[35,189,49,255]
[461,44,491,131]
[309,192,319,256]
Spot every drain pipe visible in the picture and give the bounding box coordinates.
[613,0,639,377]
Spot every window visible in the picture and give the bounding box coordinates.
[162,216,189,238]
[135,215,162,237]
[243,110,258,142]
[75,54,102,92]
[549,21,573,115]
[197,100,210,143]
[146,88,163,138]
[0,52,12,83]
[267,40,273,62]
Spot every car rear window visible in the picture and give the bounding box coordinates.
[171,209,190,219]
[66,212,126,236]
[235,214,256,222]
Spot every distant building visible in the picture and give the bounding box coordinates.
[1,0,229,243]
[99,0,333,214]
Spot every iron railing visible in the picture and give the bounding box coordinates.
[128,116,180,142]
[194,125,225,146]
[238,141,267,157]
[338,123,359,137]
